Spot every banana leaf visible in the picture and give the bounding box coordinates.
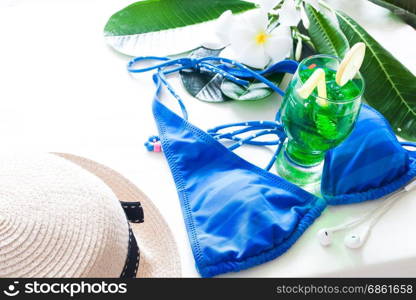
[304,4,349,58]
[336,11,416,141]
[104,0,256,56]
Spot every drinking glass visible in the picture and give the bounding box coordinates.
[276,55,365,191]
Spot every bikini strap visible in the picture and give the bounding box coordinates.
[127,55,296,168]
[127,56,298,120]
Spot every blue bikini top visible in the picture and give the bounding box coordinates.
[322,105,416,204]
[128,56,416,277]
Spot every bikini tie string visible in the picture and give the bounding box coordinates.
[128,56,297,161]
[127,56,298,100]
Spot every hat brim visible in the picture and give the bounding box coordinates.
[54,153,181,278]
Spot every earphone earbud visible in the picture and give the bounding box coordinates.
[344,187,408,249]
[318,180,415,248]
[317,228,333,246]
[344,234,361,248]
[344,194,401,249]
[344,226,370,249]
[317,215,371,247]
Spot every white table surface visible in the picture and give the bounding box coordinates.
[1,0,415,277]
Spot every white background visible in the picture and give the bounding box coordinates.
[0,0,415,277]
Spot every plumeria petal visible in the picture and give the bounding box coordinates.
[264,35,293,62]
[236,43,270,69]
[266,24,293,62]
[215,10,235,45]
[255,0,280,12]
[279,0,301,27]
[270,24,292,39]
[244,9,269,32]
[229,26,257,51]
[219,46,238,62]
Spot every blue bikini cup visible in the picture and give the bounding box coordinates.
[321,104,416,205]
[153,99,326,278]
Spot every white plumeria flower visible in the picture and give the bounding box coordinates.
[214,10,234,46]
[218,9,292,69]
[211,0,279,49]
[279,0,301,27]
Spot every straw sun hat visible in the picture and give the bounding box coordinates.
[0,152,181,278]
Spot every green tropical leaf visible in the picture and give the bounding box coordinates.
[336,10,416,141]
[304,4,349,58]
[104,0,256,56]
[367,0,416,28]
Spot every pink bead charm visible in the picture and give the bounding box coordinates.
[153,142,162,152]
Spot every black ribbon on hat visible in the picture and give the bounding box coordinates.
[119,201,144,278]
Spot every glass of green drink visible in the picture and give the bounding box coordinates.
[276,54,365,191]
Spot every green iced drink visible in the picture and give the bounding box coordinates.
[282,66,362,165]
[276,54,365,189]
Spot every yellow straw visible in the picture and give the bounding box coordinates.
[296,68,327,105]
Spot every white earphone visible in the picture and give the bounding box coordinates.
[343,192,400,248]
[343,226,370,249]
[317,209,374,247]
[318,180,416,249]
